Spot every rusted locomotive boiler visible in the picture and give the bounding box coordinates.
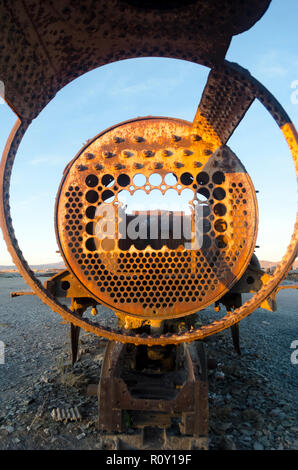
[0,0,297,450]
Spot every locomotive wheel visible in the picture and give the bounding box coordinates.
[0,60,297,346]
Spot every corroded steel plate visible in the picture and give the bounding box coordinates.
[55,116,258,319]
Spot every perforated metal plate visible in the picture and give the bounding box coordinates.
[55,117,258,320]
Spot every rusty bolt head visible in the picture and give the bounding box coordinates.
[95,163,104,170]
[134,163,144,169]
[103,151,115,158]
[114,163,126,170]
[154,162,163,169]
[191,134,202,142]
[143,150,154,158]
[172,134,181,142]
[134,136,144,143]
[77,164,88,171]
[113,136,124,143]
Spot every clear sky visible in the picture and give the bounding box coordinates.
[0,0,297,266]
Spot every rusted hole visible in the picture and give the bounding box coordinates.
[164,173,177,185]
[102,190,114,202]
[212,171,225,184]
[85,174,98,187]
[180,172,193,185]
[196,172,209,185]
[133,174,146,186]
[214,219,228,233]
[215,235,228,249]
[197,187,209,200]
[85,237,99,251]
[102,174,115,187]
[117,174,130,187]
[86,190,99,204]
[213,187,226,201]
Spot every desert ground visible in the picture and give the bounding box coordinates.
[0,275,297,450]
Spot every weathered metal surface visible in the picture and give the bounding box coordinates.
[55,116,258,320]
[0,0,271,120]
[97,341,208,438]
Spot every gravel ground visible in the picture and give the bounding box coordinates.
[0,276,297,450]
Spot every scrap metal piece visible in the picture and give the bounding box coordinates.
[51,406,82,422]
[97,340,208,443]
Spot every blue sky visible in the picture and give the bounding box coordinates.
[0,0,297,266]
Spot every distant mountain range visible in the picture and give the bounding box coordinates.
[0,261,65,271]
[260,260,298,270]
[1,259,297,271]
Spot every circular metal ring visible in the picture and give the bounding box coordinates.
[0,60,297,345]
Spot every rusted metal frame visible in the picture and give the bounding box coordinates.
[0,1,272,119]
[196,67,255,144]
[0,61,297,345]
[180,342,208,436]
[98,341,208,435]
[10,290,35,297]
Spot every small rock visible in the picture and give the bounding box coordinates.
[1,425,14,434]
[253,441,264,451]
[95,439,104,449]
[215,371,225,381]
[24,397,35,406]
[217,422,232,432]
[76,432,86,440]
[12,437,20,444]
[218,437,237,450]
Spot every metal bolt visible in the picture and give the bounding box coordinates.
[134,136,144,143]
[77,165,88,171]
[154,162,163,169]
[192,134,202,141]
[95,163,104,170]
[162,150,172,157]
[134,163,144,169]
[85,152,95,160]
[113,136,123,143]
[143,150,154,157]
[122,150,133,158]
[204,149,212,156]
[183,149,193,156]
[172,134,181,142]
[174,162,184,168]
[103,151,115,158]
[194,161,203,168]
[114,163,126,170]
